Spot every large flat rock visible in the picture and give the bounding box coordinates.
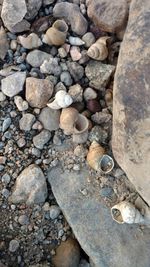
[48,165,150,267]
[112,0,150,205]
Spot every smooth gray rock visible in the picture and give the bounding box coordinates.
[48,165,150,267]
[26,50,52,68]
[19,113,36,131]
[25,0,42,20]
[112,0,150,206]
[33,130,51,150]
[39,107,60,131]
[1,0,30,32]
[1,72,26,97]
[10,164,47,205]
[9,239,19,252]
[85,60,115,90]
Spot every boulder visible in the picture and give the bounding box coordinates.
[48,164,150,267]
[112,0,150,206]
[87,0,128,33]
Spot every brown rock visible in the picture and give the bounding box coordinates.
[52,238,80,267]
[26,78,54,108]
[53,2,88,35]
[112,0,150,205]
[87,0,128,33]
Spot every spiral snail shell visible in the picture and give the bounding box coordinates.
[87,141,105,171]
[87,36,110,61]
[47,90,73,110]
[72,114,89,144]
[59,107,79,135]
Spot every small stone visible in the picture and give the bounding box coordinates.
[74,145,88,158]
[9,239,19,252]
[82,32,96,48]
[100,187,116,201]
[31,147,41,157]
[68,84,83,102]
[49,205,61,220]
[1,173,11,184]
[55,82,66,93]
[67,61,84,82]
[25,0,42,20]
[88,125,108,144]
[0,92,6,102]
[17,138,26,148]
[2,188,10,198]
[40,58,62,76]
[14,96,28,111]
[26,50,52,67]
[18,215,29,225]
[26,77,54,108]
[73,164,80,171]
[32,121,43,131]
[19,113,36,131]
[70,46,82,61]
[2,117,11,132]
[83,87,97,101]
[10,40,17,50]
[43,0,55,6]
[85,60,115,90]
[1,72,26,97]
[0,156,6,164]
[91,111,112,124]
[0,165,4,171]
[0,26,9,60]
[52,238,80,267]
[9,164,47,205]
[39,107,60,131]
[33,130,51,150]
[87,0,128,32]
[60,71,73,86]
[58,47,67,58]
[1,0,30,33]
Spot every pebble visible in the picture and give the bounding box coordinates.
[26,50,52,68]
[49,205,61,220]
[83,87,97,101]
[58,47,67,58]
[91,111,112,124]
[19,113,36,131]
[68,84,83,102]
[33,130,51,150]
[60,71,73,86]
[1,72,26,97]
[67,61,84,82]
[31,147,41,157]
[0,165,4,171]
[18,215,29,225]
[1,173,11,184]
[70,46,82,61]
[2,118,11,132]
[82,32,96,48]
[14,96,29,111]
[39,107,60,131]
[0,26,9,60]
[40,58,62,76]
[9,239,19,253]
[17,137,26,148]
[55,82,66,93]
[88,125,108,144]
[0,92,6,102]
[10,40,17,50]
[32,121,43,131]
[2,189,10,198]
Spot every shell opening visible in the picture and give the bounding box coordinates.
[99,155,114,173]
[53,20,68,33]
[111,208,124,224]
[74,114,89,134]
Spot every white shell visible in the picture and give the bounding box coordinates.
[69,36,85,46]
[111,201,145,224]
[47,90,73,110]
[18,33,42,49]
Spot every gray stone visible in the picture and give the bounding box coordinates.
[10,164,47,205]
[49,205,61,220]
[82,32,96,48]
[14,96,28,111]
[26,50,52,68]
[91,111,112,124]
[0,26,9,60]
[26,77,54,108]
[88,126,108,144]
[33,130,51,150]
[112,0,150,206]
[0,92,6,102]
[87,0,128,33]
[68,84,83,102]
[79,259,90,267]
[40,58,62,76]
[17,137,26,148]
[60,71,73,86]
[1,173,11,184]
[1,72,26,97]
[39,107,60,131]
[18,215,29,225]
[48,164,150,267]
[1,0,30,33]
[25,0,42,20]
[2,188,10,198]
[67,62,84,82]
[2,117,11,132]
[19,113,36,131]
[85,60,115,90]
[9,239,19,252]
[43,0,55,6]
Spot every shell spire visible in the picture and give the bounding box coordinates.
[87,36,110,61]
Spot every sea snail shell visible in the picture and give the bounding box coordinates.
[87,141,105,171]
[43,19,68,46]
[59,107,79,135]
[72,114,89,144]
[87,36,110,61]
[111,201,145,224]
[47,90,73,110]
[18,33,42,49]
